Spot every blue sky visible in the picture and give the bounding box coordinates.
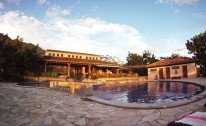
[0,0,206,62]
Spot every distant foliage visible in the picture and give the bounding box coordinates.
[186,31,206,76]
[0,33,45,81]
[100,55,124,64]
[160,53,181,60]
[126,50,158,66]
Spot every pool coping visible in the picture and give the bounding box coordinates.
[86,80,206,109]
[13,83,51,90]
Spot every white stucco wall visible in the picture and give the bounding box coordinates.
[187,63,197,78]
[45,50,101,60]
[148,63,197,80]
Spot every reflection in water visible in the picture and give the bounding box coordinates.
[93,81,205,103]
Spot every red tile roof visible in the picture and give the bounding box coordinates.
[147,57,195,68]
[44,56,120,67]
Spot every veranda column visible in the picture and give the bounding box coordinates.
[116,68,119,74]
[44,63,47,73]
[67,63,71,77]
[82,67,85,74]
[88,65,91,75]
[88,65,91,78]
[106,68,109,76]
[92,67,95,74]
[81,67,85,77]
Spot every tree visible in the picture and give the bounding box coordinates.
[126,52,142,66]
[100,55,124,64]
[160,53,181,60]
[142,50,158,65]
[126,50,158,66]
[185,31,206,75]
[0,33,45,81]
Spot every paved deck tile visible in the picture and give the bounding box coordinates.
[0,77,206,126]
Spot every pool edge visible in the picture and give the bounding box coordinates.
[86,80,206,109]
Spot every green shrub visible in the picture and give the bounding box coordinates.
[69,74,83,82]
[50,72,60,77]
[75,74,83,81]
[42,71,60,77]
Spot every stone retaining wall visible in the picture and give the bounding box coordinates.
[49,81,93,96]
[27,76,68,82]
[27,76,148,83]
[96,76,148,82]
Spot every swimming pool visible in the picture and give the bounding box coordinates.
[92,81,205,104]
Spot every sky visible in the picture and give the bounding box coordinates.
[0,0,206,62]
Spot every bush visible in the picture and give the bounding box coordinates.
[120,73,127,77]
[69,74,83,82]
[42,71,60,77]
[97,74,107,78]
[91,74,98,79]
[50,72,60,77]
[75,74,83,82]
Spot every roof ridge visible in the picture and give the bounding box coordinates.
[147,57,194,68]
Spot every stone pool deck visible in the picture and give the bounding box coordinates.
[0,78,206,126]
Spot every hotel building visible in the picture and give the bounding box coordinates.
[44,49,120,77]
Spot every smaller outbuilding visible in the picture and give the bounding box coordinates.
[147,57,197,80]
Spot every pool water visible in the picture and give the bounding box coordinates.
[92,81,205,103]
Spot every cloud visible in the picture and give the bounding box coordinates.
[0,11,149,62]
[155,37,190,57]
[155,0,199,5]
[193,12,206,19]
[0,2,4,9]
[174,48,186,52]
[91,5,98,12]
[0,11,49,45]
[46,5,71,18]
[76,0,81,3]
[7,0,23,5]
[174,8,180,13]
[37,0,47,5]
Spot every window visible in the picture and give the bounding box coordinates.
[175,70,178,74]
[86,57,88,59]
[61,54,63,57]
[72,55,74,58]
[76,56,78,58]
[96,57,98,60]
[48,53,51,56]
[93,57,95,60]
[79,56,82,58]
[53,53,55,56]
[89,57,91,59]
[57,54,59,57]
[68,55,70,58]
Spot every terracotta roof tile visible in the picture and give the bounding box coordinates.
[44,56,120,67]
[147,57,195,68]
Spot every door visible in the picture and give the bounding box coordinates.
[166,67,170,79]
[182,65,188,78]
[159,68,164,79]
